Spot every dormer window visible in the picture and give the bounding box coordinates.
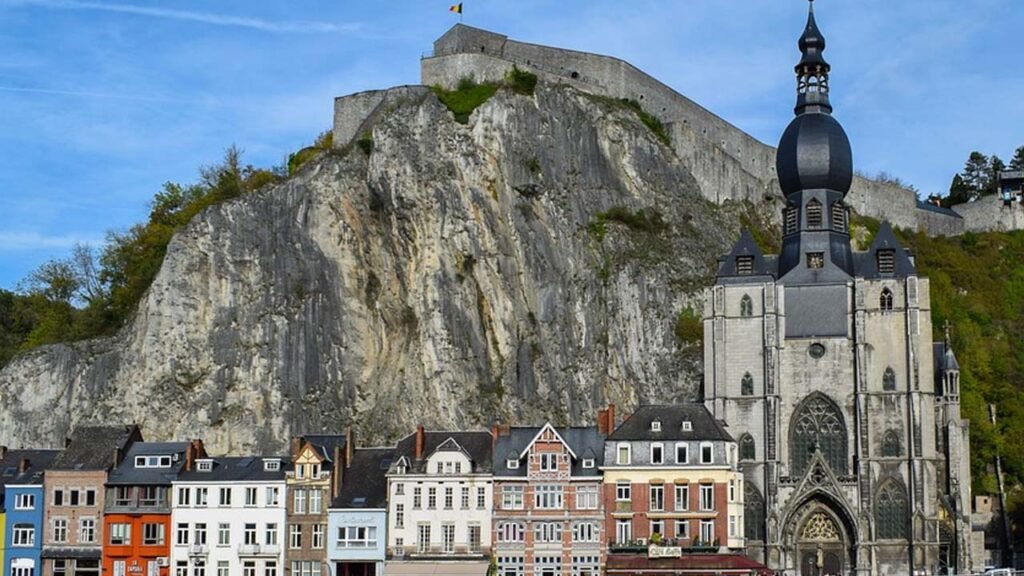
[682,421,693,432]
[582,458,595,469]
[650,420,662,432]
[806,199,823,228]
[877,249,895,275]
[196,459,213,472]
[134,456,171,468]
[539,454,558,471]
[507,459,519,470]
[263,459,281,472]
[736,256,754,275]
[616,443,631,465]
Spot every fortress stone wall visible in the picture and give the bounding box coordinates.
[333,24,1017,236]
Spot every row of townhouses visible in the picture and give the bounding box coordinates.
[1,405,771,576]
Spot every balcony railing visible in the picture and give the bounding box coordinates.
[237,544,279,556]
[188,544,209,557]
[608,539,720,554]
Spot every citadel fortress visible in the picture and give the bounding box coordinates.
[333,24,1024,236]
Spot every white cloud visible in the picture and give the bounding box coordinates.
[0,231,103,251]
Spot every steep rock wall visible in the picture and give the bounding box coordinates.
[0,84,742,454]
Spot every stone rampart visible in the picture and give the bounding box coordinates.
[953,196,1024,232]
[333,85,430,147]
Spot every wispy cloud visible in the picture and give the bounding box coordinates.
[0,85,201,104]
[4,0,363,33]
[0,232,103,251]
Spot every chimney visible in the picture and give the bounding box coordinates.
[18,458,30,474]
[345,428,354,469]
[112,447,122,470]
[491,424,499,448]
[415,426,425,460]
[289,436,302,459]
[598,404,616,434]
[185,439,205,472]
[333,444,343,499]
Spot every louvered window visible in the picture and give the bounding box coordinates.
[831,202,846,232]
[785,206,799,234]
[806,199,823,228]
[877,249,895,274]
[736,256,754,275]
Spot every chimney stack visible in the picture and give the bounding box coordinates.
[112,447,122,470]
[415,426,425,460]
[18,458,30,474]
[185,439,206,472]
[597,404,617,435]
[333,444,343,499]
[289,436,302,459]
[345,428,354,469]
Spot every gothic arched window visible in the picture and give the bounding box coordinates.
[789,394,848,477]
[876,481,909,540]
[883,367,897,391]
[881,430,901,457]
[744,483,765,541]
[740,295,754,317]
[880,288,894,312]
[740,434,756,461]
[806,199,823,228]
[741,373,754,396]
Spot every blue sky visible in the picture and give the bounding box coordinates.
[1,0,1021,289]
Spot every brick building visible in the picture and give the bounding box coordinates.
[286,435,349,576]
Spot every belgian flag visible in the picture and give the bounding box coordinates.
[449,3,463,14]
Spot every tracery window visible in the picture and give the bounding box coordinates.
[739,434,756,461]
[831,202,846,232]
[883,367,897,391]
[881,430,901,457]
[880,288,894,312]
[744,483,765,541]
[876,481,908,540]
[806,199,823,228]
[801,512,841,542]
[740,295,753,317]
[741,373,754,396]
[790,394,847,477]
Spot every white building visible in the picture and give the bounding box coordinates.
[170,456,289,576]
[385,428,493,576]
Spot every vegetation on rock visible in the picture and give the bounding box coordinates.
[432,77,501,124]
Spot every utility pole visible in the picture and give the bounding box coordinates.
[990,403,1013,567]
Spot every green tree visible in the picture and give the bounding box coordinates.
[962,151,991,200]
[1010,146,1024,172]
[944,174,972,207]
[989,155,1006,195]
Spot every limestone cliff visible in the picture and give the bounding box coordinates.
[0,83,750,454]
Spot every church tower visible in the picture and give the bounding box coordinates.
[702,2,975,575]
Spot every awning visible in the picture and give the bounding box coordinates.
[606,553,774,575]
[384,560,489,575]
[41,548,102,560]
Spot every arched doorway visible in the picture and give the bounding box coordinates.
[797,510,845,576]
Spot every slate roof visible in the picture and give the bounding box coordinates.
[0,449,61,490]
[106,442,189,486]
[176,456,290,483]
[716,229,778,279]
[49,425,141,472]
[853,222,917,279]
[331,448,393,509]
[916,199,962,218]
[299,435,347,464]
[492,425,606,477]
[391,431,493,474]
[608,404,733,442]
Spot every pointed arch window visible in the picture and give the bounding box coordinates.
[806,199,823,228]
[741,373,754,396]
[881,430,901,457]
[883,367,897,391]
[880,288,894,312]
[740,295,753,317]
[744,483,765,541]
[831,202,846,232]
[740,434,756,461]
[876,481,909,540]
[789,394,847,477]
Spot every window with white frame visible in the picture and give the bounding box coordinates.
[217,524,229,546]
[80,518,96,543]
[193,523,207,545]
[675,443,689,464]
[12,523,35,546]
[700,443,713,464]
[264,523,278,546]
[539,453,558,471]
[394,482,404,495]
[176,523,189,545]
[571,555,601,576]
[52,518,68,543]
[477,486,486,509]
[444,487,454,509]
[14,493,35,510]
[265,487,279,507]
[244,487,257,507]
[682,421,693,432]
[502,485,524,510]
[195,487,208,507]
[582,458,595,469]
[497,522,523,543]
[243,561,257,576]
[197,460,213,472]
[650,419,662,432]
[533,522,562,543]
[699,484,714,511]
[729,479,736,502]
[427,487,436,509]
[498,556,524,576]
[572,522,598,543]
[699,520,715,544]
[243,523,257,545]
[309,489,322,514]
[135,455,172,468]
[143,523,164,545]
[412,487,421,509]
[534,485,563,509]
[216,561,228,576]
[442,523,455,554]
[650,519,665,539]
[288,524,301,549]
[506,458,519,469]
[336,526,377,548]
[675,519,690,539]
[651,443,664,465]
[468,524,481,553]
[311,524,324,549]
[109,523,130,545]
[616,482,631,502]
[460,486,470,509]
[616,443,631,465]
[293,489,306,514]
[675,484,690,511]
[177,487,190,507]
[575,485,598,510]
[218,487,231,506]
[615,519,631,544]
[113,560,126,576]
[264,561,277,576]
[729,514,738,537]
[395,503,405,528]
[650,485,664,511]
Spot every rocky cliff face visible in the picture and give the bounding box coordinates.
[0,83,753,454]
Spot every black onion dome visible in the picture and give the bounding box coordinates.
[777,112,853,196]
[798,3,826,55]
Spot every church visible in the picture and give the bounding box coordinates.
[702,3,975,575]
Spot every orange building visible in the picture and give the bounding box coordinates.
[102,441,205,576]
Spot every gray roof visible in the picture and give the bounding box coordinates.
[106,442,190,486]
[608,404,734,442]
[0,449,61,491]
[916,199,962,218]
[299,435,347,464]
[176,456,290,483]
[716,230,777,279]
[854,222,917,279]
[332,448,393,509]
[933,342,961,394]
[392,431,493,474]
[49,425,141,472]
[493,425,606,477]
